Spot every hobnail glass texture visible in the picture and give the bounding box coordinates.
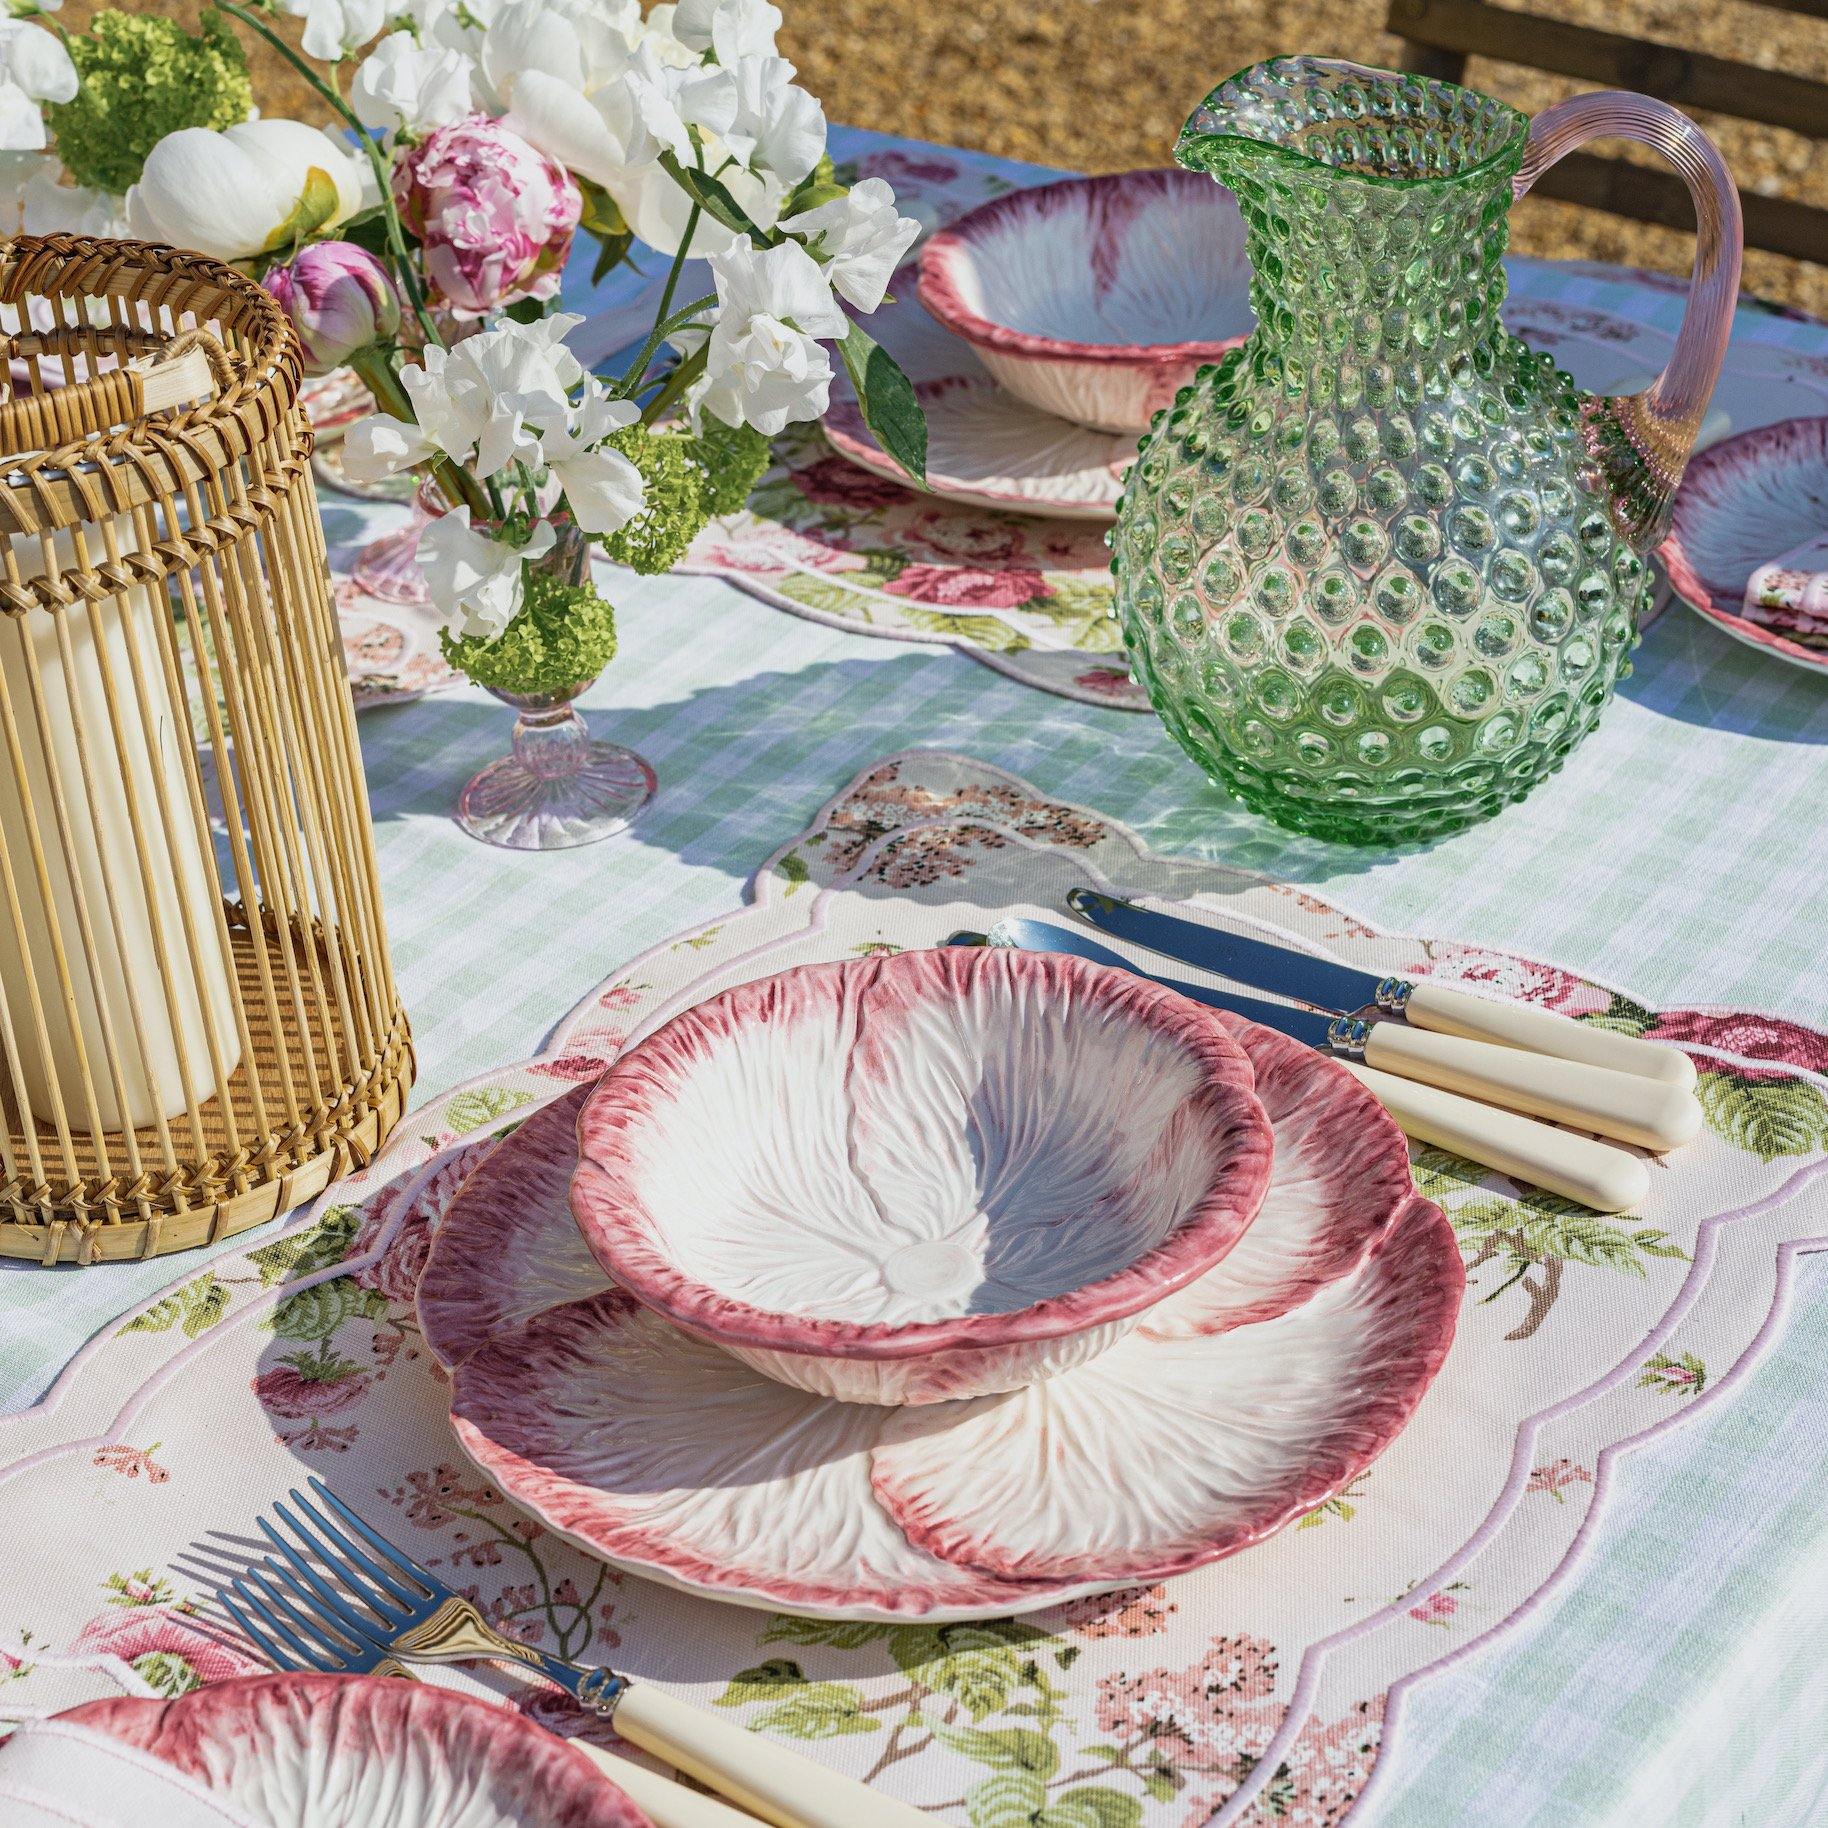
[1114,60,1653,845]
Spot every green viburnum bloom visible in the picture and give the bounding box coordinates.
[600,425,712,576]
[51,11,253,197]
[440,568,618,698]
[687,414,774,519]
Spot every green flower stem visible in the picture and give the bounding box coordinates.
[640,342,709,428]
[615,292,717,403]
[214,0,442,353]
[348,346,489,520]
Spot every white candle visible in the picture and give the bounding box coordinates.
[2,514,242,1133]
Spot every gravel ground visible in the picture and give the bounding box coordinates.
[68,0,1827,315]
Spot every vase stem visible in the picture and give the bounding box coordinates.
[458,683,655,850]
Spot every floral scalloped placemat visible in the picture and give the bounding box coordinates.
[4,749,1821,1826]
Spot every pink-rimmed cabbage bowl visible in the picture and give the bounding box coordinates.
[916,169,1253,433]
[570,947,1275,1405]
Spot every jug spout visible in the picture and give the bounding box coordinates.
[1176,57,1526,189]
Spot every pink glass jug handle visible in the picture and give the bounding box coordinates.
[1514,93,1743,546]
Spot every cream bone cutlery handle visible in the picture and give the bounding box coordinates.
[1358,1021,1700,1152]
[571,1743,765,1827]
[1341,1062,1652,1213]
[613,1683,939,1828]
[1398,980,1697,1089]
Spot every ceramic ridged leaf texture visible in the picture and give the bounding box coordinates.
[869,1197,1463,1584]
[1114,58,1741,843]
[57,1675,653,1827]
[570,948,1275,1404]
[916,169,1254,432]
[419,1018,1461,1621]
[1136,1009,1417,1339]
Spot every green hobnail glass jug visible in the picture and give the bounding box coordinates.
[1113,58,1743,844]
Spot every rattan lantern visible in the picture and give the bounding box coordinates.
[0,235,412,1265]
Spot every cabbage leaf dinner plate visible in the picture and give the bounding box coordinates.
[417,1013,1460,1622]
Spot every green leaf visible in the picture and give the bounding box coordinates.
[1042,1789,1145,1828]
[123,1273,229,1339]
[444,1087,534,1135]
[658,151,773,241]
[759,1617,891,1650]
[267,1277,389,1342]
[838,322,928,485]
[776,850,810,893]
[715,1660,810,1705]
[247,1205,361,1285]
[749,1680,878,1740]
[1142,1770,1179,1803]
[967,1770,1048,1828]
[1695,1069,1828,1160]
[930,1724,1060,1777]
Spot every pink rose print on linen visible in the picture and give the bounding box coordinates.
[71,1607,263,1697]
[1409,945,1611,1018]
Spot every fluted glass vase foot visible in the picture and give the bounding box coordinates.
[456,687,654,851]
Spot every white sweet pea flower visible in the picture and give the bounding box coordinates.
[412,313,586,476]
[0,21,74,152]
[670,0,781,63]
[722,54,824,193]
[696,238,846,436]
[625,45,737,168]
[340,412,437,484]
[418,509,557,640]
[350,33,475,135]
[782,177,920,313]
[126,120,371,263]
[284,0,385,63]
[541,385,646,535]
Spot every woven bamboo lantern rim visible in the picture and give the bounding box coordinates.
[0,234,413,1265]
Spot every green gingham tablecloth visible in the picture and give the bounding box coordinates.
[4,128,1828,1828]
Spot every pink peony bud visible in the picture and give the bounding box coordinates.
[392,114,582,320]
[262,240,402,376]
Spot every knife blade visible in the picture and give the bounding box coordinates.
[951,921,1651,1214]
[1040,908,1697,1152]
[1066,888,1698,1091]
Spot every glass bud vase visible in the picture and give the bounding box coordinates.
[1114,58,1741,845]
[455,525,656,851]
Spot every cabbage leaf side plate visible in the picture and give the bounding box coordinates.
[419,1019,1449,1620]
[22,1673,650,1828]
[2,751,1825,1824]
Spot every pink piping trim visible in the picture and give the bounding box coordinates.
[571,947,1275,1362]
[916,170,1248,368]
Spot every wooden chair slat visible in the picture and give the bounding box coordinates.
[1388,0,1828,138]
[1528,150,1828,266]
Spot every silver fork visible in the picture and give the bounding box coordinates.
[220,1477,627,1714]
[218,1482,768,1828]
[220,1480,939,1827]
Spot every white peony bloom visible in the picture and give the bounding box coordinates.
[418,508,557,640]
[1,150,125,236]
[722,54,824,192]
[696,238,846,435]
[480,0,639,119]
[624,45,737,169]
[670,0,781,62]
[284,0,386,63]
[782,177,921,312]
[634,4,703,68]
[126,120,371,263]
[0,21,74,153]
[350,34,475,135]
